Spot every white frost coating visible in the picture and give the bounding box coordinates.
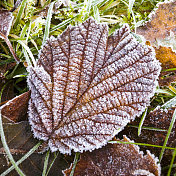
[28,17,161,154]
[133,169,155,176]
[146,150,161,176]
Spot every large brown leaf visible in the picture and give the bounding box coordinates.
[64,136,161,176]
[28,17,161,154]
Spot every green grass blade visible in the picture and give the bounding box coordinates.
[50,17,76,33]
[16,22,30,52]
[159,109,176,162]
[42,150,50,176]
[46,151,59,176]
[161,96,176,109]
[17,40,36,67]
[167,149,176,176]
[69,152,80,176]
[0,110,25,176]
[86,0,92,13]
[1,142,42,176]
[43,2,54,44]
[129,125,168,132]
[13,0,27,28]
[155,88,175,96]
[138,108,148,136]
[93,6,100,23]
[109,141,176,150]
[23,47,32,66]
[129,0,135,13]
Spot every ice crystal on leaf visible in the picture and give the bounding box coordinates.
[28,18,161,154]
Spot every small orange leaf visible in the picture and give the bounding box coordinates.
[155,46,176,70]
[154,46,176,86]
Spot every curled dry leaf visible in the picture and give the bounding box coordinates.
[1,91,30,122]
[119,107,176,175]
[28,17,161,154]
[0,10,13,39]
[137,1,176,43]
[63,136,161,176]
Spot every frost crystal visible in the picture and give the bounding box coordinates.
[28,18,161,154]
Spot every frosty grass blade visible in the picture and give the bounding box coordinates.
[27,17,161,154]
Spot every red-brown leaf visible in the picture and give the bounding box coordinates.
[119,107,176,175]
[1,91,30,122]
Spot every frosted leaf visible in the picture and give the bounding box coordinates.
[63,136,161,176]
[28,18,161,154]
[0,10,13,39]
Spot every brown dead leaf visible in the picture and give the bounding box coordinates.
[1,91,30,122]
[137,1,176,43]
[64,136,160,176]
[119,107,176,175]
[0,120,71,175]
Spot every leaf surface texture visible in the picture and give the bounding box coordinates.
[28,18,161,154]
